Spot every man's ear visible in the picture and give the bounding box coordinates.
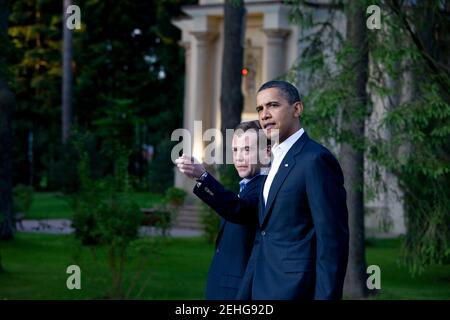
[293,101,303,118]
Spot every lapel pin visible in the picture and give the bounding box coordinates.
[284,163,288,167]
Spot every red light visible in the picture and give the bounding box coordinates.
[241,68,249,76]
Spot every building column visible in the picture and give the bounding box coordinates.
[263,29,290,82]
[189,31,217,161]
[175,41,192,192]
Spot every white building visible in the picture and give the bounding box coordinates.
[172,0,406,236]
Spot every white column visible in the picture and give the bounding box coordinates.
[263,29,290,82]
[175,41,192,191]
[189,31,217,161]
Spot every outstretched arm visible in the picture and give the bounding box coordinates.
[175,154,258,225]
[193,172,258,225]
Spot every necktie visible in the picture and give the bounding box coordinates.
[239,180,247,194]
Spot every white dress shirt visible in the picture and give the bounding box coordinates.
[263,128,304,205]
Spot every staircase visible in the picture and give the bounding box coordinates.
[173,204,203,231]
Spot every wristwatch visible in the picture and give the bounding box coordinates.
[196,171,208,182]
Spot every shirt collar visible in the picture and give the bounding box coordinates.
[240,170,264,185]
[272,128,304,158]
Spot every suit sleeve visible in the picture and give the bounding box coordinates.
[305,151,349,300]
[193,173,258,225]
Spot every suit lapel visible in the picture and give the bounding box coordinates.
[258,175,268,225]
[262,155,296,224]
[261,132,310,226]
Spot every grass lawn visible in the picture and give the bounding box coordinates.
[26,192,165,220]
[366,238,450,300]
[0,234,448,300]
[0,233,212,299]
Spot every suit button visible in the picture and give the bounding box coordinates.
[261,231,266,236]
[216,249,220,253]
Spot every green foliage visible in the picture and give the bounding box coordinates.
[218,164,240,193]
[46,127,114,194]
[70,143,144,298]
[367,7,450,274]
[161,187,187,235]
[0,2,16,83]
[369,80,450,274]
[164,187,187,207]
[8,0,63,187]
[8,0,192,189]
[288,0,450,274]
[144,187,187,236]
[12,184,34,214]
[71,145,140,244]
[147,139,177,193]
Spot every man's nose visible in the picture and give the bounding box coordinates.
[261,108,271,120]
[235,150,244,162]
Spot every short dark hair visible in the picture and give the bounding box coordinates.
[234,120,271,148]
[234,120,261,132]
[257,80,301,105]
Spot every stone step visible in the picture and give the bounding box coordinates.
[178,213,198,218]
[176,215,201,223]
[174,205,203,230]
[174,221,203,231]
[178,209,198,215]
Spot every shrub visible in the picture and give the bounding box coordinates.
[48,130,102,193]
[165,187,187,207]
[70,146,144,298]
[13,184,34,215]
[147,140,176,193]
[147,187,187,236]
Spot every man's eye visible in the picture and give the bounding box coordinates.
[245,147,250,152]
[256,107,262,112]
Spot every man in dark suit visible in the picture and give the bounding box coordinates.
[175,121,270,300]
[215,81,349,300]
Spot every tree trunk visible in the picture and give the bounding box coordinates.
[341,0,369,299]
[220,0,245,164]
[62,0,73,143]
[0,0,15,240]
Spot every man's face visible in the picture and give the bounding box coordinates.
[256,88,302,143]
[232,130,262,179]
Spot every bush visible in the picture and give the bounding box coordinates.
[165,187,187,207]
[146,187,187,236]
[13,184,34,215]
[147,140,176,193]
[70,146,144,298]
[47,130,106,194]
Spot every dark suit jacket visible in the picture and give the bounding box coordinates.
[214,132,349,300]
[193,173,265,300]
